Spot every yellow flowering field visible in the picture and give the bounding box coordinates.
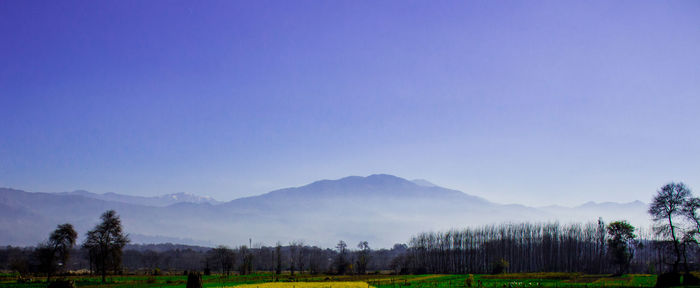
[232,282,374,288]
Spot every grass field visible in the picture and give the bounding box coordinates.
[233,282,374,288]
[0,272,659,288]
[369,274,658,288]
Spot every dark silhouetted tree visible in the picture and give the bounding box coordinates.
[238,245,253,275]
[186,271,202,288]
[289,240,305,275]
[389,254,405,275]
[606,220,637,274]
[492,258,509,274]
[334,240,349,275]
[82,210,129,283]
[288,242,297,276]
[35,244,55,278]
[212,246,235,275]
[274,242,282,275]
[355,241,370,274]
[682,196,700,236]
[649,182,690,273]
[37,224,78,280]
[681,196,700,273]
[307,246,326,274]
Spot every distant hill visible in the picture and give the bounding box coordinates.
[59,190,221,206]
[411,179,438,187]
[125,243,211,253]
[539,200,650,225]
[0,174,651,248]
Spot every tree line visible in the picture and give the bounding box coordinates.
[2,210,130,283]
[400,182,700,277]
[401,220,652,274]
[1,182,698,280]
[1,238,405,277]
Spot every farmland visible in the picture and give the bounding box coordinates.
[0,272,659,288]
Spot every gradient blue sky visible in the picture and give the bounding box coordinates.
[1,1,699,206]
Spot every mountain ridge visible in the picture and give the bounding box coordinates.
[0,174,652,248]
[58,190,221,207]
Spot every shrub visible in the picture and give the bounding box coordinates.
[655,273,681,287]
[466,274,474,287]
[16,277,32,284]
[186,271,203,288]
[684,273,700,285]
[492,258,510,274]
[47,280,75,288]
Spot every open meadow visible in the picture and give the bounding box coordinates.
[0,272,661,288]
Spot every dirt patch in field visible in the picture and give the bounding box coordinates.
[407,275,447,282]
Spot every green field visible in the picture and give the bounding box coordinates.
[0,272,659,288]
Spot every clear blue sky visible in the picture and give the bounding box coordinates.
[1,1,699,206]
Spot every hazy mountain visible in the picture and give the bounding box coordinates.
[59,190,221,206]
[540,200,650,226]
[411,179,438,187]
[125,243,211,253]
[0,174,651,248]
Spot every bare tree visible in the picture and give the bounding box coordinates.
[291,240,305,274]
[355,241,370,274]
[649,182,691,273]
[238,245,253,275]
[334,240,349,275]
[288,242,297,276]
[274,242,282,275]
[307,246,326,274]
[682,197,700,240]
[212,246,235,275]
[141,250,159,273]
